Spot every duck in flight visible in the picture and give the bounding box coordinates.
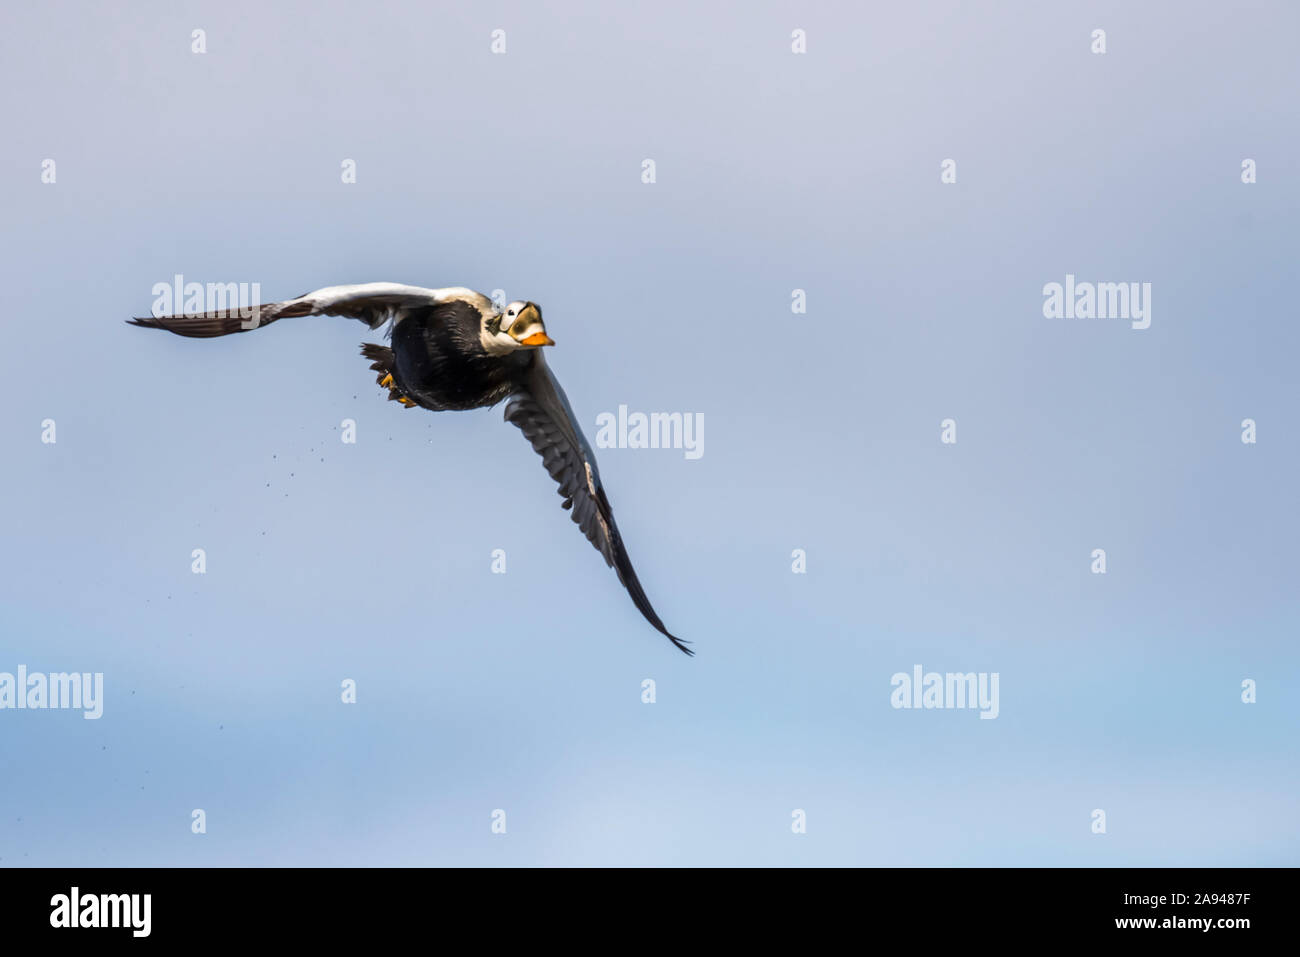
[129,283,691,655]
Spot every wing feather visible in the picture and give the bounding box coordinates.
[128,283,490,338]
[505,354,691,655]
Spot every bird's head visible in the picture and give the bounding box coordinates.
[485,300,553,352]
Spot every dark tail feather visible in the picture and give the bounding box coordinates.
[359,343,418,407]
[360,342,394,378]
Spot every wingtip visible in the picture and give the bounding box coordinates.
[664,631,695,657]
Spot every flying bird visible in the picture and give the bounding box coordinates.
[129,283,691,655]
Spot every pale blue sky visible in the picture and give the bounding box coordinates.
[0,1,1296,865]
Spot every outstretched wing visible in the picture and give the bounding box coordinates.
[505,353,691,656]
[128,283,489,338]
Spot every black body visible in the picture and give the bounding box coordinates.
[389,301,530,411]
